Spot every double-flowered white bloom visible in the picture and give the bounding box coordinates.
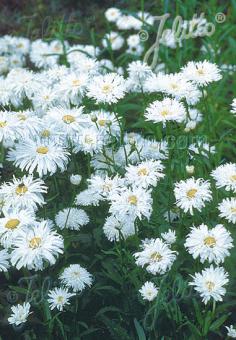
[185,224,233,264]
[189,266,228,304]
[174,177,212,215]
[134,238,177,275]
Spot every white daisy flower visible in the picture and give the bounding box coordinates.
[47,106,88,138]
[181,60,222,86]
[88,174,122,201]
[125,160,164,189]
[174,177,212,215]
[109,186,153,222]
[185,224,233,264]
[11,220,64,271]
[59,264,93,292]
[139,281,158,301]
[134,238,177,275]
[8,138,69,178]
[211,163,236,193]
[0,111,18,143]
[75,189,101,207]
[8,302,31,326]
[55,208,89,230]
[103,215,135,241]
[0,249,10,272]
[189,265,228,304]
[105,7,121,22]
[144,98,186,125]
[226,325,236,338]
[48,287,75,311]
[102,32,124,51]
[0,207,34,248]
[161,229,176,244]
[0,175,47,211]
[12,110,42,138]
[74,127,104,155]
[218,198,236,224]
[56,72,88,105]
[86,73,126,104]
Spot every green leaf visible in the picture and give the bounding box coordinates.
[134,318,146,340]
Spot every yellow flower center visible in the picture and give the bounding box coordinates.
[98,119,107,126]
[230,175,236,181]
[186,188,197,198]
[160,109,170,117]
[72,79,81,86]
[128,195,138,205]
[15,184,28,195]
[0,121,7,128]
[62,115,75,124]
[84,135,94,144]
[204,236,216,247]
[231,207,236,213]
[43,95,50,100]
[17,43,23,48]
[17,114,27,121]
[73,271,80,277]
[101,84,112,94]
[138,167,148,176]
[29,236,42,249]
[5,218,20,230]
[36,146,49,154]
[197,68,205,75]
[170,83,178,89]
[41,129,50,138]
[206,281,215,291]
[150,252,163,262]
[57,296,64,303]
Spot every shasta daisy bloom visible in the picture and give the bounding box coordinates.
[0,175,47,211]
[86,73,126,104]
[144,98,186,125]
[8,302,31,326]
[226,325,236,338]
[74,127,104,155]
[13,110,42,138]
[56,72,88,105]
[181,60,222,86]
[185,224,233,264]
[88,174,123,201]
[11,220,64,271]
[211,163,236,193]
[59,264,93,292]
[105,7,121,22]
[7,138,69,177]
[231,98,236,115]
[47,106,88,137]
[55,208,89,230]
[103,215,135,241]
[139,281,159,301]
[161,229,176,244]
[189,265,229,304]
[109,186,153,222]
[75,189,101,207]
[47,287,75,311]
[0,249,10,272]
[0,207,34,248]
[134,238,177,275]
[0,111,18,143]
[102,32,124,50]
[125,160,165,189]
[218,198,236,224]
[174,177,212,215]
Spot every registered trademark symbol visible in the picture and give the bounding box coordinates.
[215,12,226,23]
